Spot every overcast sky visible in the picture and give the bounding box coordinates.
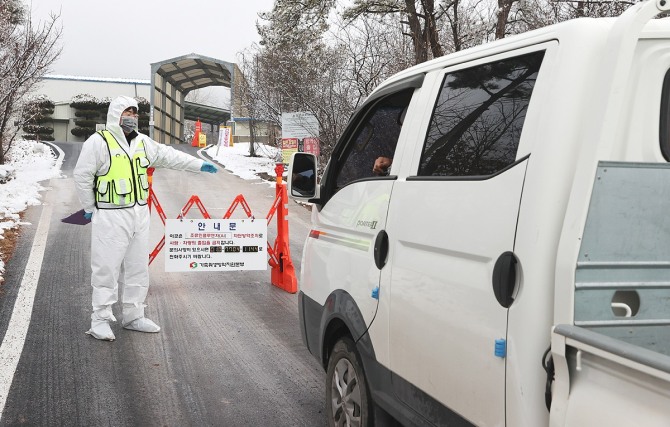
[29,0,275,80]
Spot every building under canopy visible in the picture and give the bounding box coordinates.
[184,101,230,127]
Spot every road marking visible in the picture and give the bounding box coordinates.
[0,201,52,418]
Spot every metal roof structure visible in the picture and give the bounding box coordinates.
[184,101,230,126]
[149,53,234,144]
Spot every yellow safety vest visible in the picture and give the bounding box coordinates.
[95,130,150,209]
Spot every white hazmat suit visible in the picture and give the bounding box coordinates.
[74,96,207,341]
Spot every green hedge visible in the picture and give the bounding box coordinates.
[74,119,97,128]
[70,100,100,110]
[33,115,52,124]
[75,109,101,119]
[71,127,96,138]
[23,134,55,141]
[22,125,54,135]
[22,96,55,141]
[70,96,108,138]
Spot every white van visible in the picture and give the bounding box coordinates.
[288,1,670,426]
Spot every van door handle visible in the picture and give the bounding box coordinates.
[492,251,518,308]
[373,230,389,270]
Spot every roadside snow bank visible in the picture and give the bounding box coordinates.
[0,140,62,275]
[206,142,282,183]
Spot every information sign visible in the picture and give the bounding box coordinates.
[165,219,267,272]
[218,125,232,147]
[281,112,319,139]
[281,112,320,162]
[281,138,299,164]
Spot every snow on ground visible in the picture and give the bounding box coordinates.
[206,142,284,183]
[0,140,62,278]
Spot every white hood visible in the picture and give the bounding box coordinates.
[106,95,139,144]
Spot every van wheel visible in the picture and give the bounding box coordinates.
[326,336,372,427]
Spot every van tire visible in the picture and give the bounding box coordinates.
[326,336,372,427]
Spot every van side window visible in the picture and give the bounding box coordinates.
[418,51,545,177]
[335,89,414,189]
[660,69,670,161]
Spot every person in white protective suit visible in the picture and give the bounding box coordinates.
[73,95,218,341]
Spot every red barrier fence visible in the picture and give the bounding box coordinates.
[146,165,298,294]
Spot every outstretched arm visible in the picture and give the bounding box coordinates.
[143,137,204,172]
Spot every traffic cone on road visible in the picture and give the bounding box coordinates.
[191,119,202,147]
[270,163,298,294]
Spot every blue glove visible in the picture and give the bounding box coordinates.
[200,162,218,173]
[83,211,92,220]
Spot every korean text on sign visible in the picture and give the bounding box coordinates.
[164,219,268,272]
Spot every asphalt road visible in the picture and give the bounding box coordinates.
[0,142,325,426]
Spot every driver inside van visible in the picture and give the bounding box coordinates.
[371,105,406,176]
[372,156,392,175]
[337,92,410,188]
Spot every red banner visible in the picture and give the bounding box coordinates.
[302,137,320,156]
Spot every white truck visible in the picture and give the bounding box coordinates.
[287,1,670,425]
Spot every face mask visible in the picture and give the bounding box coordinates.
[120,116,138,133]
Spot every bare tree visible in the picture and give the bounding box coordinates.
[343,0,445,65]
[257,0,335,49]
[495,0,519,39]
[0,0,61,164]
[567,0,635,18]
[237,53,278,157]
[184,88,215,106]
[332,14,413,103]
[441,0,492,52]
[513,0,638,33]
[249,1,355,160]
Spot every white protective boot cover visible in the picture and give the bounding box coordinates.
[86,320,116,341]
[123,317,161,333]
[86,306,116,341]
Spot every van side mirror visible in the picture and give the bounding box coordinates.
[288,152,319,200]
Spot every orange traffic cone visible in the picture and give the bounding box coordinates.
[191,119,202,147]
